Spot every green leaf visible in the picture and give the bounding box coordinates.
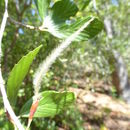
[42,0,103,41]
[50,0,78,24]
[44,16,103,41]
[7,45,42,105]
[81,0,91,10]
[34,0,50,21]
[60,17,104,41]
[20,91,75,117]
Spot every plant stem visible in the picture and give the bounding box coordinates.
[0,0,24,130]
[9,16,48,32]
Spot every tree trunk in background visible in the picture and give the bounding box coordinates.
[104,17,113,39]
[112,50,130,103]
[104,17,130,103]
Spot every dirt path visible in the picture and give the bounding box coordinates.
[69,87,130,130]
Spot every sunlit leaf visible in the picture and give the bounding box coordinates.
[43,16,103,41]
[7,45,42,105]
[34,0,50,21]
[20,91,75,117]
[50,0,78,24]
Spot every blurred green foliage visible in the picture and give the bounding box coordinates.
[0,0,129,129]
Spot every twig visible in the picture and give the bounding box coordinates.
[4,0,33,72]
[93,0,97,11]
[9,16,36,30]
[0,0,24,130]
[20,0,32,16]
[9,16,48,31]
[93,0,100,15]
